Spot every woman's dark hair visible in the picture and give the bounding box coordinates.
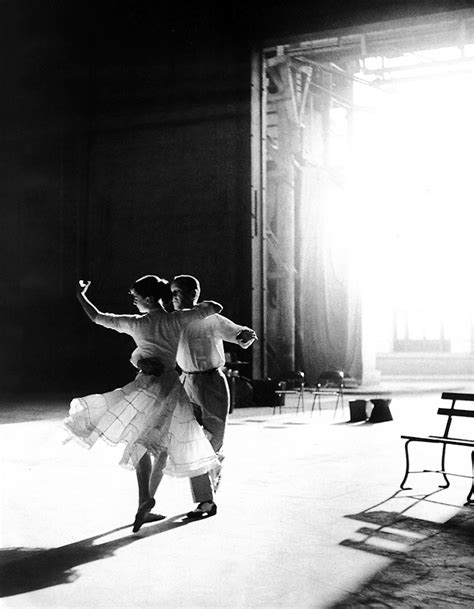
[131,275,171,303]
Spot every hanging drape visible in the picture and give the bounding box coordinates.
[297,164,362,384]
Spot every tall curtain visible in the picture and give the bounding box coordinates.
[297,164,362,384]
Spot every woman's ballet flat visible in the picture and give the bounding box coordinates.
[185,501,217,520]
[143,512,166,523]
[133,498,156,532]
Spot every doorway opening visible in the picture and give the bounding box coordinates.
[256,10,474,384]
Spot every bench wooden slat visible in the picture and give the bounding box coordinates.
[437,408,474,418]
[441,392,474,401]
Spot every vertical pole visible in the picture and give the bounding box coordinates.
[251,47,266,379]
[274,64,296,373]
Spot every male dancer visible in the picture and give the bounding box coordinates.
[171,274,257,519]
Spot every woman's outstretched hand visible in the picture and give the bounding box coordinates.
[77,279,91,296]
[76,280,99,321]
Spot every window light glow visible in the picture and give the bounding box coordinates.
[349,46,474,353]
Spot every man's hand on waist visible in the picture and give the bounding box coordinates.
[137,356,165,377]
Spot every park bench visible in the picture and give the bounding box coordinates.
[400,392,474,505]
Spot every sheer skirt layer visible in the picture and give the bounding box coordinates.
[63,370,219,477]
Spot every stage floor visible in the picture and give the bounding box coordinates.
[1,387,474,608]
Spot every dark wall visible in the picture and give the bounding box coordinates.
[2,0,469,396]
[3,1,253,395]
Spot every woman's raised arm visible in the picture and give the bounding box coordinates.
[76,280,102,322]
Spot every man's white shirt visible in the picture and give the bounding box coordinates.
[176,313,255,372]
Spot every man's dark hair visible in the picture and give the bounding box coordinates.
[172,274,201,297]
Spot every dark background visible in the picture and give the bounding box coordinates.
[1,0,469,396]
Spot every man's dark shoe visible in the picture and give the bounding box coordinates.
[185,501,217,520]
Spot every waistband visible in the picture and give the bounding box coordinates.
[182,368,220,375]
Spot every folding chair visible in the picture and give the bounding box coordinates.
[311,370,344,416]
[273,371,305,414]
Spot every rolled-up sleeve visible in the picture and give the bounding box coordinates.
[216,316,254,347]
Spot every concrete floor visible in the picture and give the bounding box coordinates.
[1,381,474,608]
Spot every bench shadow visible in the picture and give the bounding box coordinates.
[0,514,191,597]
[330,490,474,607]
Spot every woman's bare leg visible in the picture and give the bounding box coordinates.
[149,451,168,498]
[136,452,152,506]
[133,452,166,531]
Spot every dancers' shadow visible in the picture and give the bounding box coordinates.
[0,514,190,597]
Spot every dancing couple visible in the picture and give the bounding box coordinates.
[64,274,256,532]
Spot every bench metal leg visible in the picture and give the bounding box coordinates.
[401,440,473,502]
[466,451,474,506]
[400,439,413,490]
[402,440,451,491]
[439,443,450,488]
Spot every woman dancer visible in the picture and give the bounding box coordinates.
[64,276,221,531]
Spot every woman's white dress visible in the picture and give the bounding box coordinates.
[64,305,219,477]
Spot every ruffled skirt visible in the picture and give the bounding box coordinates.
[63,370,219,477]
